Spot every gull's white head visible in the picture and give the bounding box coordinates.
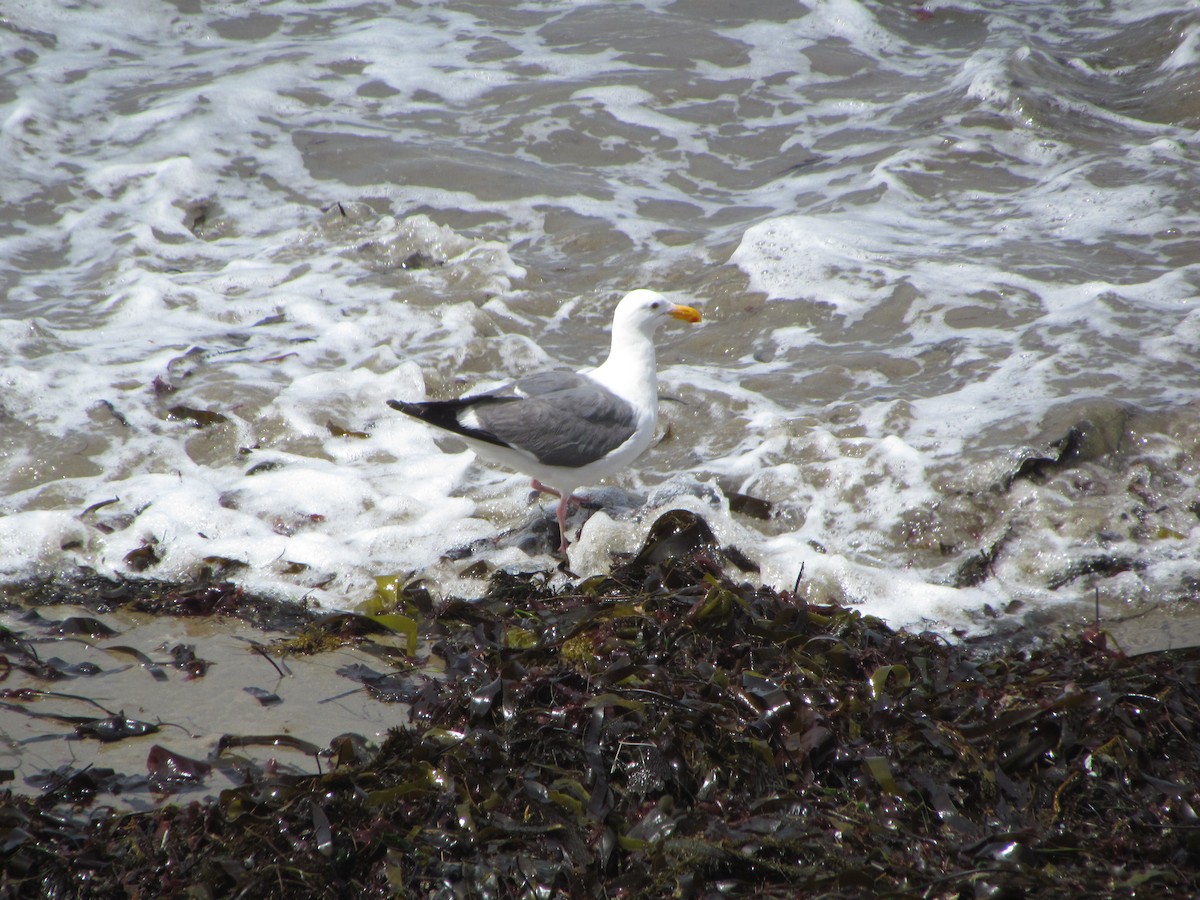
[611,289,703,337]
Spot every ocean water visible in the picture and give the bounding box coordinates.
[2,0,1199,632]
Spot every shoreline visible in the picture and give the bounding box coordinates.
[3,510,1199,895]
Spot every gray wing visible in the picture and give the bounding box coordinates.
[472,371,639,468]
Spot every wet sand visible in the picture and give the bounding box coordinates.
[1,586,414,809]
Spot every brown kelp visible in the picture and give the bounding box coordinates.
[2,510,1199,898]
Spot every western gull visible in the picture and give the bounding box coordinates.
[388,289,702,552]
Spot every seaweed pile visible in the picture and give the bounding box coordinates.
[3,510,1200,897]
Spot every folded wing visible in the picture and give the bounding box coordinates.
[388,370,639,469]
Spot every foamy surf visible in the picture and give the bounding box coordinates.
[2,0,1199,633]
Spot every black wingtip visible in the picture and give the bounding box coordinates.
[388,397,453,431]
[389,398,438,419]
[387,396,512,451]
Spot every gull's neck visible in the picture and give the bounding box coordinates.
[587,323,659,416]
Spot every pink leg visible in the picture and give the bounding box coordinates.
[530,481,576,551]
[531,479,561,498]
[556,495,572,552]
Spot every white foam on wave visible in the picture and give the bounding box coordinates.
[730,216,902,314]
[716,0,1200,625]
[1,0,1199,633]
[0,197,529,604]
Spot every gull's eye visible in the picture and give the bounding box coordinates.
[650,300,662,309]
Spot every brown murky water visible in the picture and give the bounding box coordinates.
[2,2,1200,788]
